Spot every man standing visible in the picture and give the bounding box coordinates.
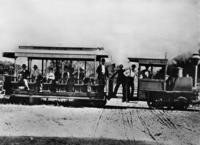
[129,64,137,100]
[96,58,109,91]
[112,64,126,101]
[108,63,116,98]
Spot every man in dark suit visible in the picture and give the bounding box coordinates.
[19,64,30,90]
[112,64,126,101]
[96,58,109,91]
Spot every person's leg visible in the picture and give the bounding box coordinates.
[108,79,114,98]
[35,79,40,92]
[50,80,56,93]
[126,81,131,102]
[122,82,127,102]
[23,79,30,90]
[123,78,131,102]
[130,79,134,99]
[113,81,121,97]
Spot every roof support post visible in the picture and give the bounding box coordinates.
[27,58,32,73]
[94,59,96,78]
[14,58,17,81]
[84,61,86,77]
[42,59,44,75]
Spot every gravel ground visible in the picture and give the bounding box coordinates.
[0,99,200,145]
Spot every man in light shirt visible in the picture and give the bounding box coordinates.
[46,67,56,92]
[46,68,55,82]
[31,65,41,82]
[129,64,137,99]
[123,64,137,102]
[31,65,42,92]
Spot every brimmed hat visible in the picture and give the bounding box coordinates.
[22,64,26,68]
[131,64,136,68]
[33,65,38,69]
[119,64,123,68]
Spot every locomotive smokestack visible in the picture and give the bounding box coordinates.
[191,54,200,87]
[177,67,183,77]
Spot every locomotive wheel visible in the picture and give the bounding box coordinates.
[147,100,154,108]
[175,96,189,110]
[147,95,156,109]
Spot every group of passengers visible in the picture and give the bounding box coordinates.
[18,64,43,91]
[18,59,152,99]
[18,62,84,92]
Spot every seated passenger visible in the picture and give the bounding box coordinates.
[31,65,42,92]
[79,67,85,84]
[63,66,70,83]
[66,64,75,91]
[18,64,30,90]
[31,65,41,82]
[46,67,56,92]
[55,67,61,83]
[46,67,55,83]
[140,65,151,79]
[73,67,85,84]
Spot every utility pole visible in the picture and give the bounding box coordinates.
[164,51,167,59]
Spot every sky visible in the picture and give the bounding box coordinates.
[0,0,199,64]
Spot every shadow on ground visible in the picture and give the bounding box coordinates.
[0,136,166,145]
[0,98,199,112]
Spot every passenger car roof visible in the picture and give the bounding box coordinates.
[3,46,108,61]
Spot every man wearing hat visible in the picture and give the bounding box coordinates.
[96,58,109,86]
[123,64,137,101]
[31,65,41,82]
[112,64,126,101]
[19,64,30,90]
[31,65,42,92]
[96,58,109,93]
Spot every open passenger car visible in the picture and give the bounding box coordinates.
[3,46,108,106]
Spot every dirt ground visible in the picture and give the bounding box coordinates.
[0,99,200,145]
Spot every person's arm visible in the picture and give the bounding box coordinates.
[30,70,33,78]
[96,65,100,74]
[135,71,138,77]
[105,66,109,78]
[26,70,30,80]
[50,73,55,80]
[110,70,118,79]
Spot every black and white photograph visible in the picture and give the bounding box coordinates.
[0,0,200,145]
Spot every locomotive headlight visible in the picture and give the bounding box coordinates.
[87,85,91,92]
